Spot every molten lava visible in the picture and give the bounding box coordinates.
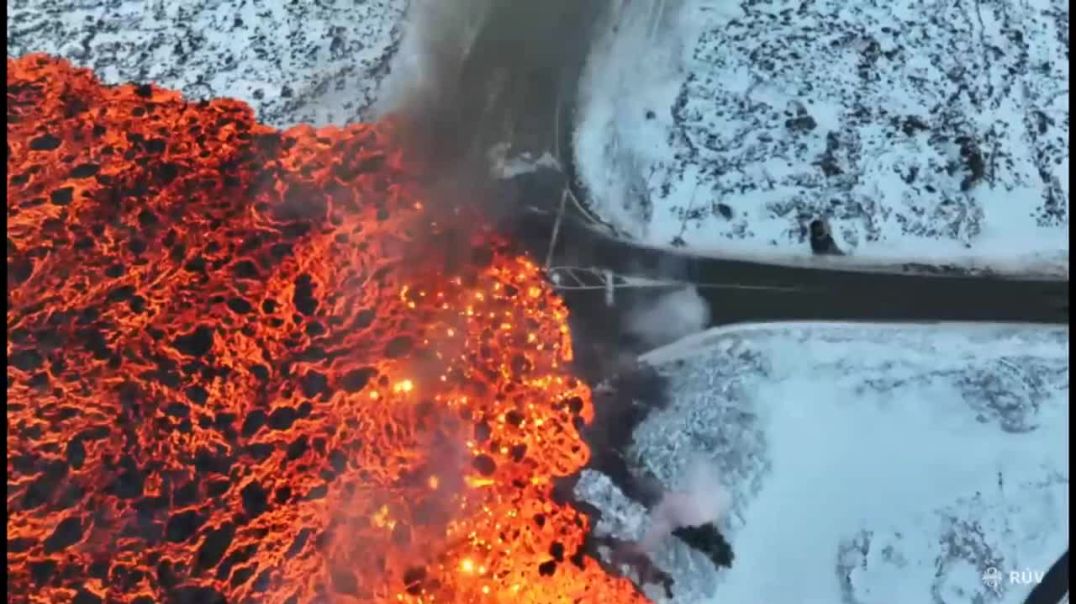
[7,55,645,604]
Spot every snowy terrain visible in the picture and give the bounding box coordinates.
[6,0,407,127]
[573,0,1069,277]
[577,322,1069,603]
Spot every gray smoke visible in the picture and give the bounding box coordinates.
[374,0,545,233]
[374,0,608,202]
[374,0,493,148]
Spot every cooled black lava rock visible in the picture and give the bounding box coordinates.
[809,218,843,255]
[672,523,734,569]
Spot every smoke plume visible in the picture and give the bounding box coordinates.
[375,0,492,159]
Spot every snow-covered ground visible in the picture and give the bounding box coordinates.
[577,322,1069,603]
[6,0,407,127]
[573,0,1069,277]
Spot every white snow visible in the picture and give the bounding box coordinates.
[578,321,1069,603]
[6,0,408,127]
[487,142,561,179]
[573,0,1069,277]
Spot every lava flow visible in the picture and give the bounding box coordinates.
[7,54,645,604]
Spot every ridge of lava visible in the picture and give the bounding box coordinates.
[7,54,646,604]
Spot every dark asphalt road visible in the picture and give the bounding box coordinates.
[501,174,1068,332]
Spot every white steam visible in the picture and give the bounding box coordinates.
[639,456,730,553]
[624,285,711,349]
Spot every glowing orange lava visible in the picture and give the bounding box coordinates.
[7,54,646,604]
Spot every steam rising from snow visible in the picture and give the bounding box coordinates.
[640,456,730,552]
[624,286,711,349]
